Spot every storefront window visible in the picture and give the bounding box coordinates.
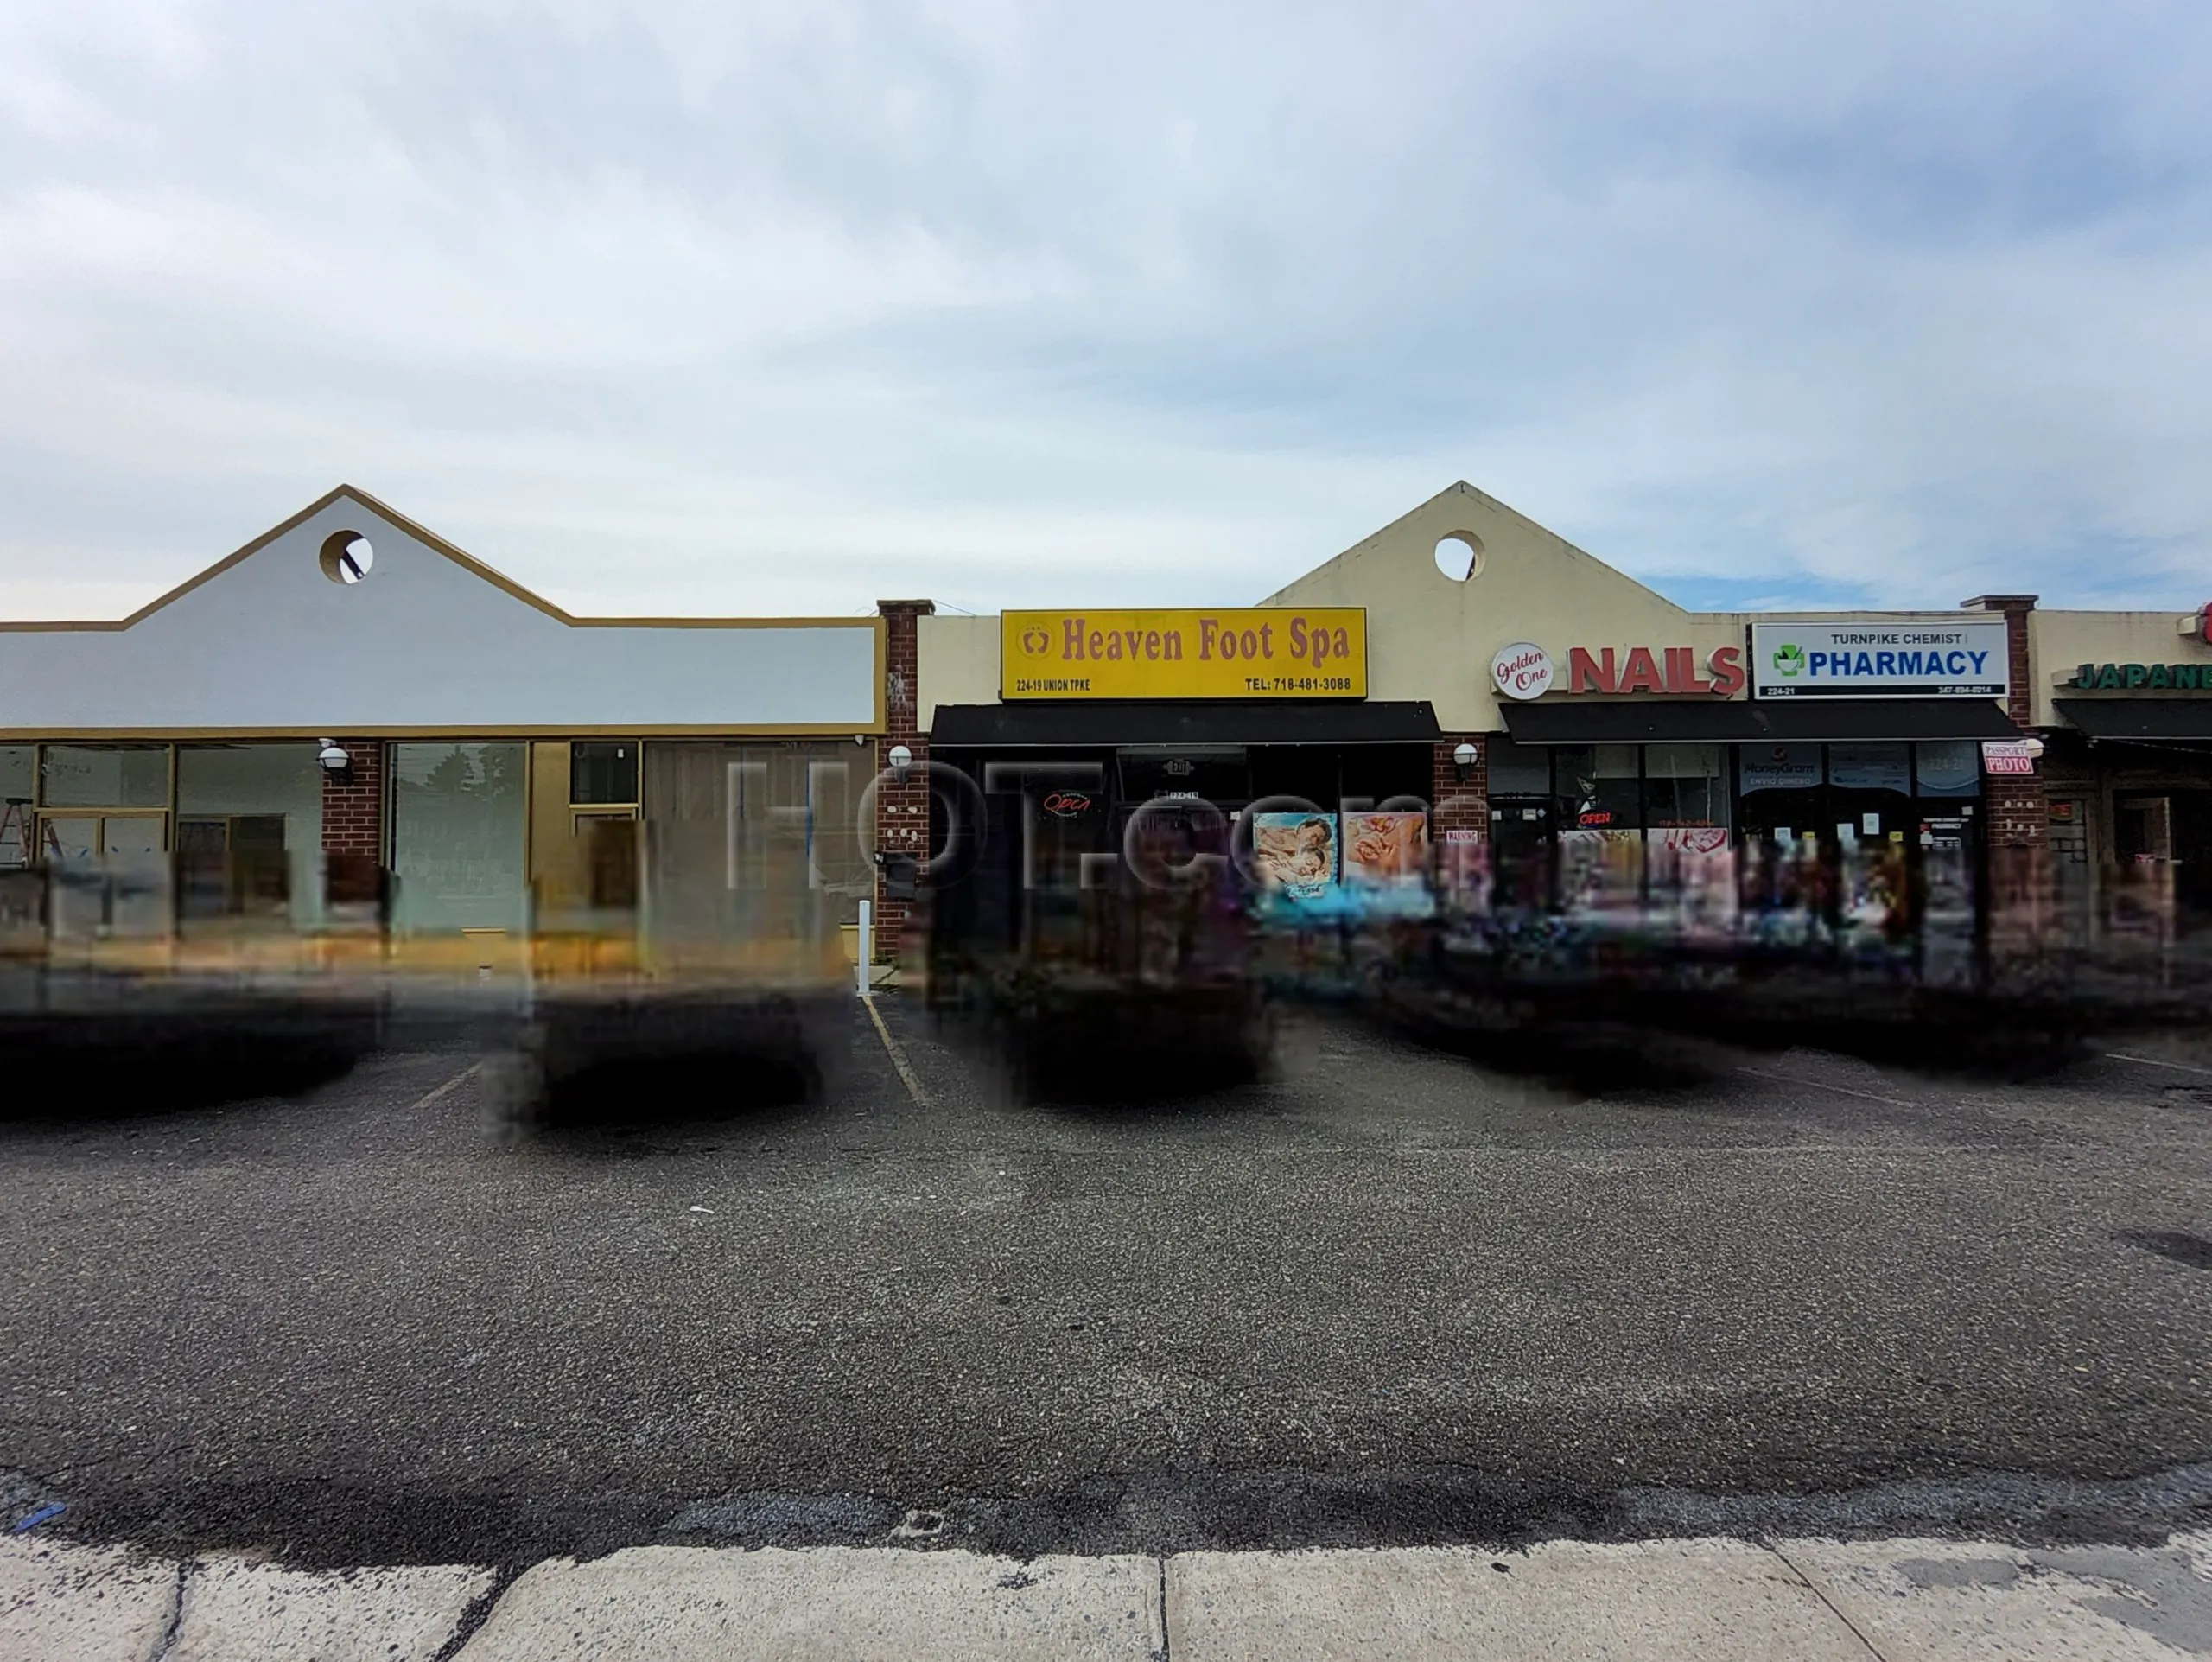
[639,741,868,943]
[1738,743,1822,794]
[41,744,169,809]
[0,747,33,867]
[1643,743,1726,826]
[40,818,102,861]
[570,742,639,806]
[1914,742,1981,797]
[1554,745,1642,912]
[1484,737,1552,798]
[0,747,32,805]
[175,743,325,923]
[391,742,529,933]
[1555,744,1641,831]
[1827,744,1912,794]
[1118,746,1250,806]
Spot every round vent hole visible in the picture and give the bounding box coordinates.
[319,531,374,584]
[1435,533,1483,582]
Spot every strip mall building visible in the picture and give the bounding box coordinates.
[0,487,883,957]
[2,481,2207,957]
[906,482,2212,933]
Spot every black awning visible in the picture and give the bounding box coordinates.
[928,700,1441,747]
[2056,698,2212,741]
[1499,698,2021,744]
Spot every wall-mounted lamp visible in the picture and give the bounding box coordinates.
[888,743,915,780]
[316,740,352,774]
[1452,740,1478,781]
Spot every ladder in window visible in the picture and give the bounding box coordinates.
[0,799,31,867]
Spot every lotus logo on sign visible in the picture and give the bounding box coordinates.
[1771,642,1806,678]
[1491,642,1554,701]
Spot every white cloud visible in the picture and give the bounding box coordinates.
[0,0,2208,618]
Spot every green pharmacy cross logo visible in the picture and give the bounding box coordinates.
[1771,642,1806,678]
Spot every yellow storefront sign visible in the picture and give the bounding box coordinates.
[1001,608,1367,700]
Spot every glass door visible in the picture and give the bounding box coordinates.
[390,742,530,934]
[1825,745,1916,952]
[1486,800,1552,914]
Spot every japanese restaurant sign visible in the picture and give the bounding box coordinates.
[2066,661,2212,691]
[1001,608,1367,700]
[1751,620,2009,699]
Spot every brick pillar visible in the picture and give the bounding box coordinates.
[1961,594,2047,977]
[874,601,935,962]
[1961,594,2044,853]
[319,739,385,910]
[1430,735,1489,835]
[320,740,384,859]
[1430,735,1491,907]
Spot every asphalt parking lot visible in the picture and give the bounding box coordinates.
[1,995,2209,1570]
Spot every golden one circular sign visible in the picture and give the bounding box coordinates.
[1491,641,1553,700]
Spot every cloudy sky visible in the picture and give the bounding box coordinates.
[3,1,2209,620]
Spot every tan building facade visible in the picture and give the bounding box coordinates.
[2,481,2204,952]
[910,481,2212,920]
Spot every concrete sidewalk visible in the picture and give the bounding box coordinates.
[5,1529,2209,1660]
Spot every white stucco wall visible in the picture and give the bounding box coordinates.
[0,491,881,735]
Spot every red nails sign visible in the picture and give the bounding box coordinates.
[1489,642,1746,699]
[1562,645,1746,697]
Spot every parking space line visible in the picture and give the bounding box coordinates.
[412,1060,483,1110]
[2106,1053,2212,1078]
[1737,1066,1909,1107]
[862,997,929,1106]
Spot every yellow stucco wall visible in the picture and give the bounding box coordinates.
[2029,610,2212,725]
[917,613,1005,730]
[913,482,2203,736]
[1262,483,1750,731]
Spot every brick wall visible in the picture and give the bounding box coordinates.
[1961,594,2045,852]
[320,740,384,858]
[1958,594,2051,971]
[1983,775,2047,847]
[1430,735,1489,837]
[874,601,934,961]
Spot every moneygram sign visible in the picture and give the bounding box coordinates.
[1750,620,2010,700]
[1001,608,1367,699]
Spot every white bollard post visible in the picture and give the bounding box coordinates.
[857,897,872,997]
